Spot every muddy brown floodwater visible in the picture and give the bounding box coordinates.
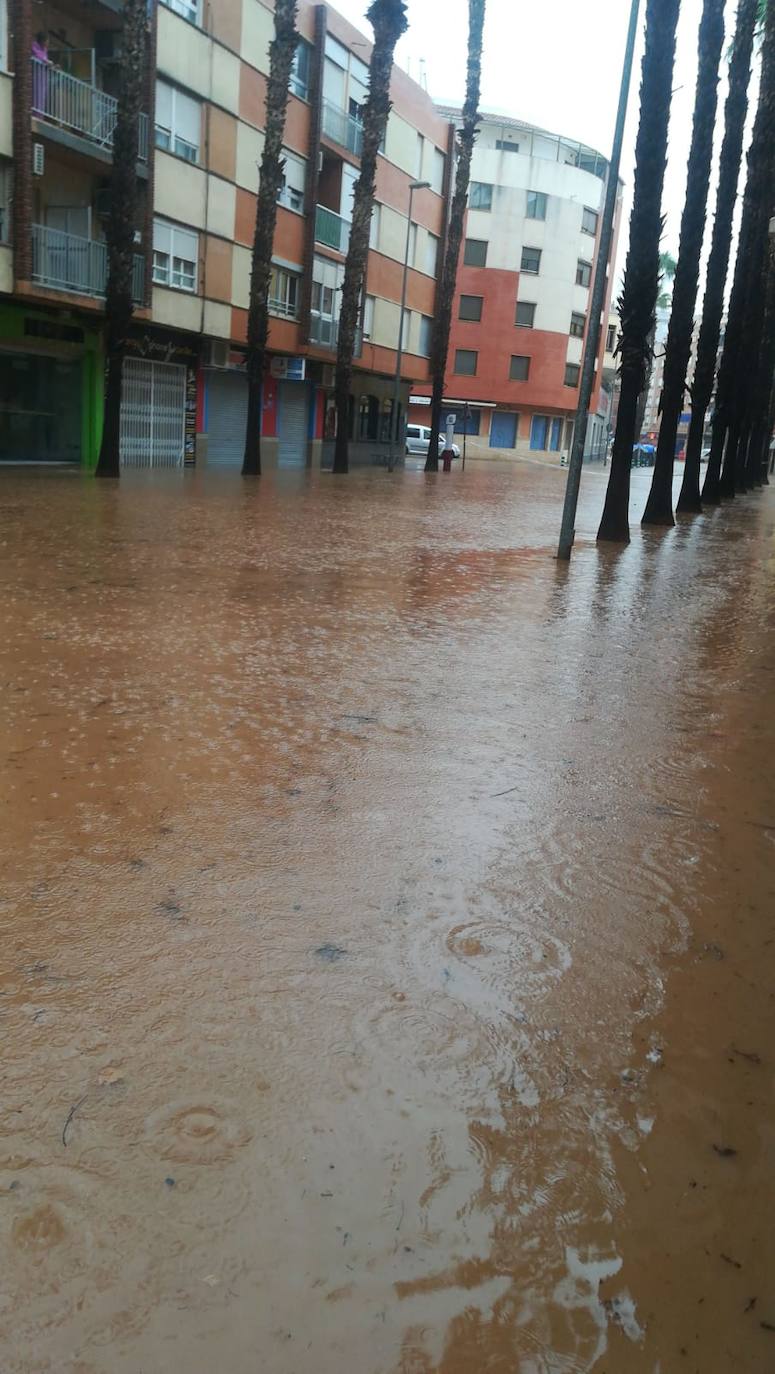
[1,460,774,1374]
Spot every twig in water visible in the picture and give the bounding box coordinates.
[490,784,521,799]
[62,1095,87,1147]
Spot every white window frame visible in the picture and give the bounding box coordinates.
[526,190,547,220]
[160,0,200,26]
[521,246,541,275]
[369,202,381,251]
[0,0,7,72]
[154,80,201,163]
[424,231,439,277]
[363,294,375,340]
[469,181,493,211]
[581,206,598,236]
[152,218,198,293]
[430,147,445,195]
[277,149,306,214]
[290,40,311,100]
[269,265,300,319]
[576,259,592,287]
[418,314,433,356]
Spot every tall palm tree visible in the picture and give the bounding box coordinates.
[95,0,147,479]
[642,0,725,525]
[704,0,775,502]
[597,0,681,543]
[634,250,676,443]
[424,0,486,473]
[744,238,775,483]
[677,0,758,513]
[242,0,299,477]
[332,0,408,474]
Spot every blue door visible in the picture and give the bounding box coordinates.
[490,410,518,449]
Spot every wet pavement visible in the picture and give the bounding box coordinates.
[1,460,774,1373]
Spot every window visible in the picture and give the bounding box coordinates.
[509,355,530,381]
[549,417,563,451]
[464,238,488,267]
[564,363,580,387]
[408,220,418,266]
[576,259,592,287]
[152,218,198,291]
[0,0,6,72]
[369,202,381,250]
[526,190,547,220]
[454,349,478,376]
[0,162,10,242]
[424,231,439,276]
[430,147,445,194]
[521,246,541,274]
[363,294,375,340]
[606,323,617,352]
[496,138,519,153]
[418,314,433,356]
[160,0,200,25]
[530,415,549,450]
[278,150,306,213]
[570,312,586,339]
[155,80,200,162]
[416,132,424,179]
[290,40,311,99]
[269,266,300,319]
[459,294,483,322]
[515,301,535,328]
[323,36,368,125]
[469,182,493,211]
[581,206,598,236]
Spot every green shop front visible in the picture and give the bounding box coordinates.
[0,304,103,467]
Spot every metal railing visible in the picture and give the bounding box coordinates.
[315,204,350,254]
[309,314,361,355]
[31,224,145,303]
[321,99,363,156]
[268,295,299,320]
[31,58,149,161]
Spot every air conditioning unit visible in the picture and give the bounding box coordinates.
[205,339,229,369]
[32,143,44,176]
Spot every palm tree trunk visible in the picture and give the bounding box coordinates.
[332,0,408,475]
[242,0,298,477]
[642,0,724,525]
[598,0,681,543]
[95,0,146,479]
[679,0,758,512]
[743,237,775,483]
[425,0,486,473]
[705,0,775,502]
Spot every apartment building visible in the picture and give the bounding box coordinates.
[409,109,622,462]
[0,0,452,469]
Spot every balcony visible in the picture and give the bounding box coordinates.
[309,314,362,356]
[315,204,350,254]
[31,59,149,162]
[321,99,363,157]
[31,224,145,303]
[268,295,299,320]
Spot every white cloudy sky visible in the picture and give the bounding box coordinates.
[332,0,756,289]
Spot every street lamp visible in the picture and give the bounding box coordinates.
[389,179,430,470]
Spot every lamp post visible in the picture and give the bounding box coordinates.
[389,179,430,470]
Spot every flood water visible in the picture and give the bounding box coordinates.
[1,460,774,1373]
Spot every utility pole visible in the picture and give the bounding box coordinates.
[557,0,640,559]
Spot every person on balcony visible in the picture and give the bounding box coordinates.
[31,32,51,115]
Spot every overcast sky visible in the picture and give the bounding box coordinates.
[332,0,756,290]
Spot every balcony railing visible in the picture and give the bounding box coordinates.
[321,99,363,157]
[268,295,299,320]
[31,59,149,161]
[309,314,362,356]
[31,224,145,303]
[315,204,350,254]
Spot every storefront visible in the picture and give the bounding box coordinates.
[202,352,309,471]
[120,328,199,469]
[0,303,102,466]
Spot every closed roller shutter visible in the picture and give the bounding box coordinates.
[490,411,517,449]
[277,382,308,468]
[206,371,248,469]
[120,358,185,468]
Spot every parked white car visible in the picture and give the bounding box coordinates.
[405,424,461,459]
